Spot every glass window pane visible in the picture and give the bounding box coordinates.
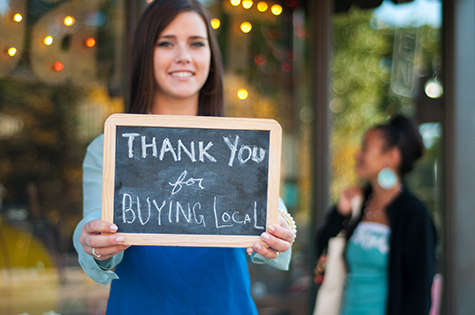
[329,0,443,273]
[0,0,125,313]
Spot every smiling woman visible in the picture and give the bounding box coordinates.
[126,0,224,117]
[152,11,211,115]
[73,0,295,314]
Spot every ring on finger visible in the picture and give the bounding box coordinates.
[274,251,280,259]
[92,247,102,259]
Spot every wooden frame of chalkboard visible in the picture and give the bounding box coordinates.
[102,114,282,247]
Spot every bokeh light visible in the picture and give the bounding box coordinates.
[13,13,23,22]
[282,61,293,72]
[242,0,253,9]
[85,37,96,48]
[44,36,54,46]
[424,79,443,98]
[237,89,249,100]
[230,0,241,6]
[240,22,252,33]
[294,28,308,38]
[271,4,283,15]
[7,47,17,57]
[64,16,75,26]
[210,18,221,29]
[254,54,267,65]
[257,2,268,12]
[54,61,64,72]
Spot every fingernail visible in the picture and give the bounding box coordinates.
[110,225,118,232]
[254,243,262,250]
[261,232,270,241]
[246,248,253,255]
[116,236,125,243]
[267,225,275,232]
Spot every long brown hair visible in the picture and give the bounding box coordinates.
[125,0,224,117]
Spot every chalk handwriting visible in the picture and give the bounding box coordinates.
[169,170,205,195]
[223,135,267,166]
[120,193,265,231]
[122,194,206,227]
[213,197,265,229]
[121,133,216,162]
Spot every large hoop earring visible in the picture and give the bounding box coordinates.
[377,168,397,190]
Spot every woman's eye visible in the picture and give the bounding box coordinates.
[191,41,205,47]
[158,41,172,47]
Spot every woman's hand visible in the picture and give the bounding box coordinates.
[337,187,362,216]
[79,219,130,261]
[246,214,295,259]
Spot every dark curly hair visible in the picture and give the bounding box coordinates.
[374,116,424,177]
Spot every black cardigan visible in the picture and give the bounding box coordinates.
[315,186,437,315]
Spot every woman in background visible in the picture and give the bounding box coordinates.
[73,1,296,314]
[315,116,437,315]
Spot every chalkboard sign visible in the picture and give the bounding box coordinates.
[102,114,282,247]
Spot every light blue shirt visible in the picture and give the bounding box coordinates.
[73,134,292,285]
[340,222,391,315]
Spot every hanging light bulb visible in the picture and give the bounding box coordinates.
[210,18,221,29]
[7,47,17,57]
[271,4,283,15]
[54,61,64,72]
[64,16,75,26]
[85,37,96,48]
[257,2,268,12]
[44,36,54,46]
[13,13,23,22]
[424,79,443,98]
[237,89,249,100]
[240,22,252,33]
[242,0,253,9]
[230,0,241,6]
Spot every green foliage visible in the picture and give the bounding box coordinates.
[329,7,441,199]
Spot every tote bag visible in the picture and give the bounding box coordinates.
[313,195,362,315]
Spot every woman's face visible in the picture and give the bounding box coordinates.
[153,11,211,105]
[355,128,393,180]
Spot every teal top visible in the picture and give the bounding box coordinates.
[340,222,391,315]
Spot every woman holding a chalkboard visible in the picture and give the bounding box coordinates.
[73,0,296,314]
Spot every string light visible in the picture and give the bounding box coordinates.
[271,4,283,15]
[210,18,221,29]
[7,47,17,57]
[230,0,241,6]
[237,89,248,100]
[257,2,268,12]
[13,14,23,22]
[44,36,54,46]
[242,0,253,9]
[240,22,252,33]
[254,54,267,65]
[54,61,64,72]
[85,37,96,48]
[282,61,292,72]
[64,16,75,26]
[286,51,297,61]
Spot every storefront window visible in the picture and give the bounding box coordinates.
[0,0,124,314]
[0,0,312,314]
[329,0,443,269]
[210,1,312,313]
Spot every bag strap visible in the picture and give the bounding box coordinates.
[348,194,363,225]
